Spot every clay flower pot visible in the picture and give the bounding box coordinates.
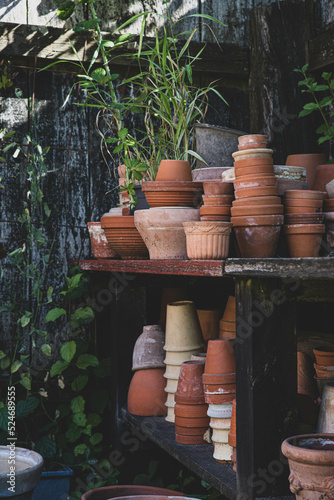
[284,190,324,200]
[313,363,334,379]
[231,215,283,258]
[197,309,221,343]
[232,148,273,161]
[203,384,236,404]
[164,348,202,366]
[175,433,207,445]
[234,176,277,190]
[234,157,273,168]
[285,154,327,190]
[276,179,309,196]
[175,361,206,404]
[200,216,230,222]
[191,352,207,362]
[231,204,283,217]
[313,345,334,366]
[164,301,204,352]
[141,181,202,208]
[235,165,274,177]
[132,325,165,371]
[284,199,323,209]
[100,216,149,260]
[232,195,281,206]
[238,134,268,149]
[324,199,334,212]
[202,180,234,195]
[174,403,209,418]
[313,164,334,193]
[202,195,234,206]
[284,206,322,215]
[155,159,192,182]
[175,415,210,427]
[183,221,232,260]
[297,352,318,400]
[317,382,334,433]
[199,205,231,217]
[284,224,325,258]
[219,319,236,333]
[127,368,167,416]
[234,185,278,199]
[134,207,200,260]
[285,213,324,225]
[222,296,236,323]
[87,222,119,259]
[281,433,334,499]
[204,339,236,375]
[202,372,236,385]
[228,399,236,448]
[175,424,209,436]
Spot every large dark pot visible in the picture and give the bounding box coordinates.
[129,185,150,215]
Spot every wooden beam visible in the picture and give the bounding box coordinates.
[308,21,334,71]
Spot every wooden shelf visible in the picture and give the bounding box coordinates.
[308,21,334,71]
[121,408,237,500]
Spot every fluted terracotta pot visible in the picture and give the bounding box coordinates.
[202,195,234,206]
[284,224,325,257]
[132,325,165,371]
[87,222,119,259]
[127,368,167,416]
[199,205,231,218]
[101,216,149,260]
[285,154,327,190]
[155,159,192,182]
[231,204,283,217]
[281,433,334,499]
[285,190,324,200]
[183,221,232,260]
[141,181,202,208]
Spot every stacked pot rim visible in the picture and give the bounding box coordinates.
[219,296,236,340]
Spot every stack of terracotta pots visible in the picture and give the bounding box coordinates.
[174,361,210,444]
[163,301,205,423]
[283,190,325,257]
[203,339,236,462]
[231,135,284,258]
[219,296,236,340]
[101,214,149,260]
[313,345,334,397]
[228,399,237,471]
[128,325,167,416]
[200,180,234,221]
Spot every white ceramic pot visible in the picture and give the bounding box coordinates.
[164,348,202,366]
[212,442,233,462]
[207,403,233,419]
[211,427,230,444]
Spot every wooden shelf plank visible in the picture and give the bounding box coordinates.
[121,409,237,499]
[78,259,224,277]
[308,21,334,71]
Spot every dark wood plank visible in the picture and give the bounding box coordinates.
[121,409,237,499]
[308,20,334,71]
[235,278,297,499]
[78,259,224,277]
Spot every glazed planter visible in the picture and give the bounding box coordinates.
[197,309,221,343]
[281,433,334,499]
[87,222,119,259]
[231,204,283,217]
[202,180,234,195]
[284,224,325,258]
[100,215,149,260]
[313,164,334,193]
[175,361,206,404]
[232,195,281,206]
[317,382,334,433]
[81,485,184,500]
[141,181,202,208]
[132,325,165,371]
[231,214,283,258]
[32,468,73,500]
[204,339,236,375]
[194,124,246,168]
[155,159,192,182]
[183,221,232,260]
[232,148,273,161]
[134,207,200,260]
[285,154,327,190]
[234,185,278,199]
[164,301,204,352]
[313,345,334,366]
[127,368,167,416]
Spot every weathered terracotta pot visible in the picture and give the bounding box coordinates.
[228,399,236,448]
[87,222,119,259]
[232,148,273,161]
[234,165,274,177]
[174,403,209,418]
[209,416,231,429]
[81,485,183,500]
[197,309,221,343]
[204,339,236,375]
[324,199,334,212]
[234,176,277,190]
[281,433,334,499]
[232,215,283,258]
[232,195,281,206]
[174,361,206,404]
[234,185,278,199]
[132,325,165,371]
[155,159,192,182]
[284,199,323,209]
[134,207,200,260]
[175,415,210,427]
[325,212,334,250]
[202,372,236,385]
[284,206,322,215]
[164,301,204,352]
[231,204,283,217]
[175,424,209,436]
[200,216,230,222]
[238,134,268,149]
[274,165,307,180]
[202,180,234,195]
[127,368,167,416]
[285,213,324,225]
[219,329,235,340]
[219,319,236,333]
[285,190,324,200]
[277,179,309,196]
[317,382,334,433]
[222,296,236,323]
[183,221,232,260]
[199,205,231,217]
[314,363,334,379]
[100,215,149,260]
[175,433,207,445]
[284,224,325,258]
[231,447,237,472]
[285,154,327,190]
[202,195,234,206]
[234,157,273,168]
[203,383,236,404]
[313,164,334,193]
[313,345,334,367]
[141,181,202,208]
[297,352,318,400]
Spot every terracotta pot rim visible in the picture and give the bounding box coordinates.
[231,215,284,226]
[232,148,274,158]
[284,199,323,207]
[285,190,324,200]
[234,158,274,168]
[281,433,334,464]
[231,205,284,216]
[284,224,325,234]
[232,196,281,206]
[142,181,202,192]
[101,215,135,228]
[234,186,278,199]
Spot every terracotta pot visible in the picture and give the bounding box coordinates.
[314,363,334,379]
[164,348,203,366]
[175,425,209,436]
[284,190,324,200]
[87,222,119,259]
[183,221,232,260]
[234,157,273,168]
[297,351,318,400]
[175,433,207,444]
[134,207,200,260]
[235,171,274,180]
[277,179,309,196]
[232,148,273,161]
[234,165,274,177]
[285,154,327,190]
[234,176,277,190]
[233,224,282,258]
[100,216,149,260]
[197,309,221,343]
[284,224,325,258]
[231,204,283,217]
[212,442,234,462]
[132,325,165,371]
[231,447,237,472]
[284,199,323,209]
[274,165,307,180]
[219,320,236,333]
[228,399,236,448]
[202,195,234,206]
[317,382,334,433]
[219,330,236,340]
[203,381,236,395]
[238,142,267,151]
[232,195,281,206]
[175,415,210,427]
[204,339,236,375]
[192,167,233,181]
[155,159,192,182]
[191,352,207,362]
[164,301,204,352]
[127,369,167,416]
[159,287,188,329]
[285,213,324,225]
[202,180,234,196]
[324,199,334,212]
[313,164,334,193]
[234,185,278,199]
[281,433,334,499]
[142,181,202,208]
[313,345,334,367]
[174,361,206,404]
[222,296,236,323]
[207,402,233,419]
[199,206,231,217]
[231,214,283,226]
[174,403,209,418]
[200,216,230,222]
[284,206,322,215]
[204,390,236,404]
[81,485,184,500]
[238,134,268,148]
[202,372,236,385]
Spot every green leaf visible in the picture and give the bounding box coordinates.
[0,350,7,360]
[35,436,56,458]
[46,308,66,323]
[44,202,51,218]
[66,425,82,442]
[91,67,106,82]
[50,360,69,377]
[101,40,115,48]
[303,102,319,110]
[74,443,87,456]
[72,412,87,427]
[113,144,123,154]
[74,18,101,32]
[46,286,53,303]
[61,340,76,363]
[76,354,99,369]
[73,307,94,321]
[16,397,39,418]
[299,108,314,117]
[86,413,102,427]
[90,433,103,445]
[57,1,76,20]
[1,356,10,371]
[41,344,52,356]
[20,311,32,327]
[118,127,128,141]
[104,138,119,144]
[314,85,329,92]
[71,395,85,414]
[20,374,31,390]
[71,375,88,392]
[10,360,22,373]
